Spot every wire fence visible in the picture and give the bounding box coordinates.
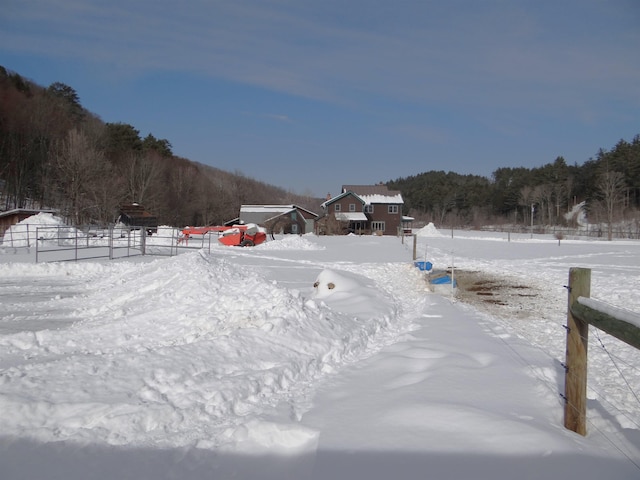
[476,223,640,240]
[34,225,147,262]
[0,224,223,262]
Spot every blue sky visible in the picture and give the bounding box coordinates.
[1,1,639,198]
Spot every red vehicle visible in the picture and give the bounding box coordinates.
[180,223,266,247]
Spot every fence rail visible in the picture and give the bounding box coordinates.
[563,267,640,436]
[0,224,223,262]
[34,225,148,262]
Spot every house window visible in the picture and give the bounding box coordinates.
[291,224,298,234]
[364,204,373,214]
[371,221,385,232]
[388,205,399,214]
[335,204,341,212]
[349,203,356,212]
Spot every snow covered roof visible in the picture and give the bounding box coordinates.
[341,185,403,205]
[240,205,296,214]
[240,205,318,217]
[239,205,319,228]
[359,193,403,204]
[322,185,404,209]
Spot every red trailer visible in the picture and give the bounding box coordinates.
[180,224,266,247]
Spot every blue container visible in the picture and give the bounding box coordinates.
[430,274,457,287]
[414,261,433,271]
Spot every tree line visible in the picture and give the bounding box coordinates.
[0,66,319,227]
[2,65,638,235]
[388,136,640,238]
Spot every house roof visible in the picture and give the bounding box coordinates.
[119,204,156,218]
[240,205,293,214]
[239,205,319,226]
[240,205,318,218]
[320,191,365,208]
[341,185,403,205]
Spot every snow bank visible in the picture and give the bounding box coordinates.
[415,222,443,237]
[2,213,80,247]
[256,235,325,250]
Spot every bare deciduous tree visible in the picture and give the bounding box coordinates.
[53,128,105,224]
[519,186,534,226]
[533,184,553,225]
[124,150,161,205]
[596,171,626,240]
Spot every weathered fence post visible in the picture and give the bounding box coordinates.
[141,228,147,256]
[109,226,114,260]
[74,226,78,262]
[412,234,417,260]
[35,226,40,263]
[563,267,591,436]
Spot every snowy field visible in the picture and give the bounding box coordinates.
[1,217,640,479]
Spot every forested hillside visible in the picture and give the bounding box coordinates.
[0,66,320,227]
[389,138,640,232]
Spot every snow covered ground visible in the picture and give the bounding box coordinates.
[1,217,640,479]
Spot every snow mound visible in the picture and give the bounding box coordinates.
[18,212,62,227]
[226,419,319,453]
[415,222,443,237]
[2,212,81,247]
[155,225,179,236]
[257,235,325,250]
[312,269,393,315]
[313,269,363,299]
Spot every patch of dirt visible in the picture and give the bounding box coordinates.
[448,269,540,316]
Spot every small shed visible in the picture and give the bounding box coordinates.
[117,204,158,235]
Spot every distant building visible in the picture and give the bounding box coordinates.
[239,205,319,235]
[319,184,412,235]
[117,204,158,235]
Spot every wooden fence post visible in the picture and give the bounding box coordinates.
[563,267,591,436]
[413,234,417,260]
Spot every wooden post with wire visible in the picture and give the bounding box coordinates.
[563,267,591,436]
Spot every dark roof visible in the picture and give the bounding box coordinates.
[119,204,156,219]
[320,191,365,208]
